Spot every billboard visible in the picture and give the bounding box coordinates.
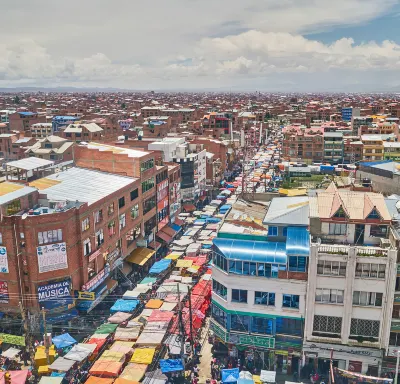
[0,247,9,273]
[37,280,73,310]
[0,281,9,303]
[37,242,68,273]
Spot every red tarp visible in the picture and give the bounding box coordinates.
[156,231,173,243]
[174,218,184,226]
[147,310,174,323]
[162,226,176,237]
[183,204,196,212]
[85,338,108,354]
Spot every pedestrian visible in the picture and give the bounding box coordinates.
[193,365,199,378]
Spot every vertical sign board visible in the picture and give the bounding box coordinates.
[0,281,9,303]
[0,247,9,273]
[37,242,68,273]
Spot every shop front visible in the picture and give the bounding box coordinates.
[302,341,382,376]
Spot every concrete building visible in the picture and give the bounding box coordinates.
[361,135,385,161]
[62,123,104,142]
[30,123,53,138]
[25,136,74,162]
[304,184,397,375]
[0,132,36,161]
[9,112,47,133]
[323,132,344,164]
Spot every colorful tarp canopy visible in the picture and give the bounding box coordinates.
[95,323,118,334]
[114,378,140,384]
[140,277,157,285]
[89,360,123,377]
[0,333,25,346]
[164,252,182,260]
[99,350,126,362]
[0,371,30,384]
[176,260,193,268]
[52,333,77,349]
[131,348,156,364]
[108,311,132,324]
[120,363,148,382]
[149,259,172,274]
[48,357,75,372]
[110,341,135,355]
[126,247,155,265]
[135,331,166,346]
[63,344,93,362]
[39,377,63,384]
[145,299,163,309]
[84,339,107,354]
[222,368,240,383]
[147,310,174,323]
[84,377,114,384]
[159,359,184,373]
[110,299,139,313]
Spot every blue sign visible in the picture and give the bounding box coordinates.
[38,280,73,310]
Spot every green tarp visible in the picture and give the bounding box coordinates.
[0,333,26,346]
[95,323,118,334]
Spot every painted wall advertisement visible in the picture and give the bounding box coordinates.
[0,281,9,303]
[37,242,68,273]
[38,279,73,310]
[0,246,9,273]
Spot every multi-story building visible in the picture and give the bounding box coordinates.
[167,164,182,224]
[52,116,79,133]
[323,132,343,164]
[62,123,104,142]
[30,123,53,138]
[211,197,310,373]
[25,136,74,162]
[0,132,36,161]
[304,184,397,375]
[361,135,384,161]
[342,107,360,122]
[202,113,230,138]
[9,112,47,133]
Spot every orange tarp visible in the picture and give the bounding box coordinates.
[89,360,123,377]
[145,299,163,309]
[85,377,114,384]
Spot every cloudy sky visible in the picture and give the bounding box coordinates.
[1,0,400,91]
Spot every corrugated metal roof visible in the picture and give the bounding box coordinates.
[6,157,54,171]
[263,196,309,225]
[38,167,138,206]
[0,183,37,206]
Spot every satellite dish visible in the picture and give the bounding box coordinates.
[21,213,28,220]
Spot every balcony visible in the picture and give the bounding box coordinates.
[316,243,389,257]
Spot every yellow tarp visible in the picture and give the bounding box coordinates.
[126,248,155,266]
[35,346,56,367]
[279,188,307,197]
[253,375,261,384]
[176,260,193,268]
[30,178,61,190]
[99,350,125,362]
[38,365,49,375]
[130,348,156,365]
[0,182,24,197]
[145,299,163,309]
[121,363,148,381]
[165,253,181,260]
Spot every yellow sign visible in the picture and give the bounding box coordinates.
[77,291,95,301]
[274,350,288,356]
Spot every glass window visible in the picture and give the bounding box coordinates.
[119,213,126,230]
[353,291,383,307]
[118,196,125,209]
[212,304,227,327]
[108,202,114,216]
[252,317,273,335]
[315,289,344,304]
[318,260,346,276]
[283,227,288,237]
[212,280,227,300]
[276,318,303,336]
[131,204,139,219]
[130,188,139,201]
[282,294,299,309]
[289,256,307,272]
[83,238,92,256]
[142,177,155,193]
[94,209,103,223]
[231,314,250,332]
[329,223,347,235]
[350,319,380,337]
[268,226,278,236]
[232,289,247,303]
[108,220,116,237]
[6,199,21,215]
[95,229,104,247]
[229,260,242,274]
[38,229,63,245]
[355,263,385,279]
[255,292,275,306]
[313,315,342,335]
[81,217,90,232]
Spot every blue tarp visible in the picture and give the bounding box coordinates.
[110,299,139,314]
[205,217,221,223]
[216,195,227,200]
[159,359,184,373]
[149,259,172,274]
[213,238,287,264]
[52,333,77,349]
[220,204,232,211]
[238,379,254,384]
[286,227,310,257]
[171,224,181,232]
[193,219,206,226]
[51,372,66,377]
[222,368,240,383]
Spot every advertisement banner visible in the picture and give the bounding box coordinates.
[82,265,110,292]
[0,281,9,303]
[0,246,9,273]
[37,242,68,273]
[38,280,73,310]
[77,291,95,301]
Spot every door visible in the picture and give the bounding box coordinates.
[355,224,365,245]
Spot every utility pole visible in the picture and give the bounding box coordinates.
[329,348,334,384]
[176,284,185,368]
[188,287,194,353]
[42,307,50,365]
[19,301,33,362]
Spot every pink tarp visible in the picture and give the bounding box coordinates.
[0,370,30,384]
[147,310,174,323]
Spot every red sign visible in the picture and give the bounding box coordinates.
[88,249,102,262]
[0,281,9,303]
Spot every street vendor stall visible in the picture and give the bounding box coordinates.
[48,357,76,372]
[108,311,133,324]
[89,360,123,378]
[110,299,140,313]
[120,363,148,381]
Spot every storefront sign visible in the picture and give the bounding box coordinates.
[88,249,102,262]
[387,346,400,358]
[38,280,73,310]
[0,247,9,273]
[77,291,95,301]
[107,248,120,264]
[82,265,110,292]
[0,281,9,303]
[303,342,382,359]
[37,242,68,273]
[229,333,275,349]
[210,321,228,342]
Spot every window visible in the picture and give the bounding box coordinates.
[108,202,114,216]
[229,260,243,274]
[283,227,288,237]
[143,195,156,214]
[213,252,228,272]
[288,256,307,272]
[231,314,250,332]
[242,262,257,276]
[329,223,347,235]
[353,291,383,307]
[144,215,157,236]
[140,158,155,173]
[282,294,299,309]
[83,238,92,256]
[355,263,385,278]
[268,226,278,236]
[350,319,380,338]
[370,225,388,238]
[95,229,104,247]
[255,291,275,306]
[94,209,103,223]
[142,177,155,193]
[390,332,400,346]
[231,289,248,303]
[126,225,141,247]
[212,280,227,300]
[333,206,347,218]
[212,304,227,327]
[252,317,273,335]
[38,229,63,245]
[119,213,126,230]
[130,188,139,201]
[81,217,90,232]
[276,318,303,336]
[108,220,116,237]
[131,204,139,219]
[313,315,342,335]
[367,209,381,220]
[118,196,125,209]
[315,289,344,304]
[317,260,346,276]
[6,200,21,215]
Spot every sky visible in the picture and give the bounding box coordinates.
[1,0,400,91]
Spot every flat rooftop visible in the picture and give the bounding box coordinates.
[85,142,150,159]
[0,182,37,206]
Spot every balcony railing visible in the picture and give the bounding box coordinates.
[317,243,389,257]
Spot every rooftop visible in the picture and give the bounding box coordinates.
[263,196,309,226]
[84,142,150,158]
[0,182,37,206]
[6,157,54,171]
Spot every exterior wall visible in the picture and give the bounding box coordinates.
[356,170,400,195]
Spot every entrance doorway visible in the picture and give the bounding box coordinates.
[355,224,365,245]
